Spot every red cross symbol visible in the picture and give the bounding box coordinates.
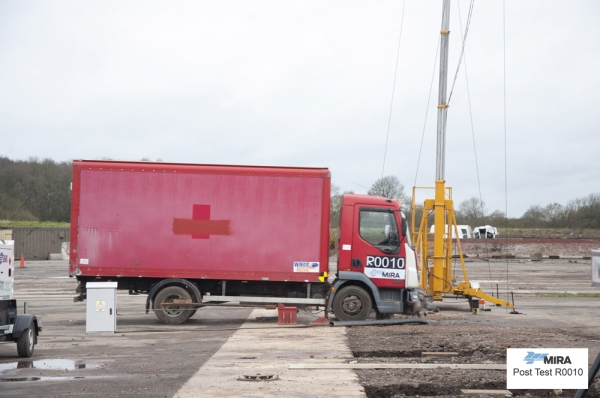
[172,204,230,239]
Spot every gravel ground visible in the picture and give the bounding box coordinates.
[346,259,600,398]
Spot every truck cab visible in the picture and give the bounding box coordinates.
[329,195,422,320]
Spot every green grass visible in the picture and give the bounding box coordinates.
[498,228,600,239]
[545,293,600,298]
[0,220,70,228]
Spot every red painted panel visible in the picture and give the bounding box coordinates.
[173,219,230,237]
[69,164,81,275]
[71,161,330,283]
[192,204,211,239]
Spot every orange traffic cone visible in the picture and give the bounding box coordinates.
[19,253,25,268]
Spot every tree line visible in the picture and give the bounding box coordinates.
[452,195,600,229]
[1,157,598,229]
[331,175,600,230]
[0,157,72,222]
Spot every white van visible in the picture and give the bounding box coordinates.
[429,225,473,239]
[473,225,498,239]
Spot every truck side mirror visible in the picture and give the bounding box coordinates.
[401,217,407,237]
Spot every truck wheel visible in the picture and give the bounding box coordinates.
[332,286,372,321]
[154,286,194,324]
[17,328,34,358]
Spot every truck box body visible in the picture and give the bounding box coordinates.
[70,161,331,283]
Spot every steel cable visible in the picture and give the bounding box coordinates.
[413,38,440,187]
[381,0,406,179]
[456,1,492,292]
[447,0,474,106]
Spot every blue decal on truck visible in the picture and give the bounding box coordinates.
[293,262,320,273]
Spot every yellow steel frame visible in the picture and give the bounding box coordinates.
[411,180,514,309]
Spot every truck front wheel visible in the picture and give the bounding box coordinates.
[17,328,34,358]
[154,286,195,324]
[332,286,372,321]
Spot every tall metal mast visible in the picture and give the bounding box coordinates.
[436,0,451,180]
[431,0,452,299]
[412,0,514,310]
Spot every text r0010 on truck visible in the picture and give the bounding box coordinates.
[69,160,424,324]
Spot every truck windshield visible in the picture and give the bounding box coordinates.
[359,210,400,250]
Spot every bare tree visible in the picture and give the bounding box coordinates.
[457,197,486,224]
[0,192,36,221]
[368,176,409,203]
[565,193,600,229]
[543,203,565,227]
[330,184,342,227]
[330,185,355,227]
[487,209,506,226]
[521,205,545,227]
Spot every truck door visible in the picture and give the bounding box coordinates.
[351,207,406,289]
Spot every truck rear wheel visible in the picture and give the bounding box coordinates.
[332,286,372,321]
[17,328,34,358]
[154,286,194,324]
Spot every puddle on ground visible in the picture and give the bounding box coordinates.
[0,375,102,383]
[0,359,101,373]
[1,377,42,382]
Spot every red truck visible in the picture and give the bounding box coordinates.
[69,160,423,324]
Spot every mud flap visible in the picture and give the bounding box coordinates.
[12,314,39,340]
[404,289,437,314]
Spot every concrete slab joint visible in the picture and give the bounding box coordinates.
[174,309,366,397]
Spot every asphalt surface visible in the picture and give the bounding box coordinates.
[1,261,254,397]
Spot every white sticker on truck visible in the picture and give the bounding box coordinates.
[364,267,406,280]
[80,258,89,265]
[293,262,320,273]
[364,255,405,280]
[342,244,351,251]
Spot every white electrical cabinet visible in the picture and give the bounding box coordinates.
[0,240,15,300]
[592,249,600,287]
[86,282,117,333]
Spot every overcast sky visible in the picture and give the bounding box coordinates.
[1,1,598,217]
